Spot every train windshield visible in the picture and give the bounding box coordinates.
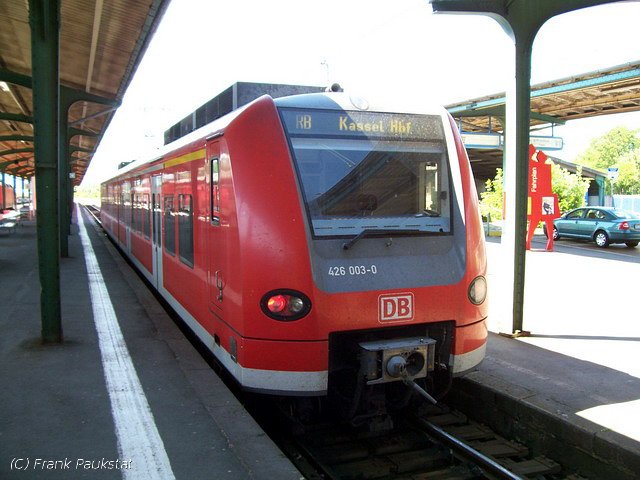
[280,108,452,238]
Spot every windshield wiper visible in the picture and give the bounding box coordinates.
[342,228,423,250]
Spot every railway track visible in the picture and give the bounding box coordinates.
[278,404,586,480]
[82,203,101,224]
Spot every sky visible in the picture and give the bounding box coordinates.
[82,0,640,186]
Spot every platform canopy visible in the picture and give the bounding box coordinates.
[0,0,170,184]
[447,61,640,178]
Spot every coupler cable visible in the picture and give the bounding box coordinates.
[402,377,439,405]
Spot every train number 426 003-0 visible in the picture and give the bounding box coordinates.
[328,265,378,276]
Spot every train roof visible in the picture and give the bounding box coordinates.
[274,91,446,117]
[105,91,449,184]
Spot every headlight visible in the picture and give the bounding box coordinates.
[468,276,487,305]
[260,289,311,321]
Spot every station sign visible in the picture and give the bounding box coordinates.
[280,108,444,141]
[458,132,564,151]
[530,135,563,151]
[460,132,501,148]
[607,167,619,180]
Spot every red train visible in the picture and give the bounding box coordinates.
[101,90,487,415]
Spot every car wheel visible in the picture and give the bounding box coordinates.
[594,230,610,248]
[625,241,639,248]
[553,227,560,241]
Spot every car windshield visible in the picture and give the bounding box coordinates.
[280,108,452,238]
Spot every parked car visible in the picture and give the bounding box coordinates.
[544,206,640,248]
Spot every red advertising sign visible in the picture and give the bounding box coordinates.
[527,145,560,251]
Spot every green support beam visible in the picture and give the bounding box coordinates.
[0,158,31,170]
[0,147,34,157]
[30,0,62,343]
[68,127,98,139]
[0,135,34,142]
[2,66,119,257]
[58,76,119,257]
[0,68,32,88]
[0,112,33,124]
[69,146,95,154]
[13,166,33,177]
[430,0,621,335]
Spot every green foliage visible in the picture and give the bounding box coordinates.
[479,164,590,220]
[576,126,640,170]
[479,168,504,221]
[74,183,101,204]
[614,150,640,195]
[551,164,591,212]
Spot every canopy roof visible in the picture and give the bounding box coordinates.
[0,0,170,184]
[447,61,640,177]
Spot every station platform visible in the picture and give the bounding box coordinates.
[450,239,640,480]
[0,206,301,479]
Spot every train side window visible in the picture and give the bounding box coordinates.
[178,194,194,267]
[131,192,136,231]
[164,196,176,256]
[211,158,220,226]
[143,194,151,239]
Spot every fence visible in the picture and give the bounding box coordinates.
[603,195,640,212]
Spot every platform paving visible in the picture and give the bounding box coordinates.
[450,239,640,480]
[0,207,301,480]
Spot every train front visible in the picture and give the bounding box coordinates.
[271,94,487,415]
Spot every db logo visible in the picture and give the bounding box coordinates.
[378,293,414,322]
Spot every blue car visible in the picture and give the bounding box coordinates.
[545,206,640,248]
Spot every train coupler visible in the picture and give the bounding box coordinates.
[358,336,436,385]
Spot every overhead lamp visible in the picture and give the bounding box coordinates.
[0,81,10,92]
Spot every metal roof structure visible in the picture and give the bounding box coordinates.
[0,0,170,344]
[446,61,640,178]
[0,0,170,184]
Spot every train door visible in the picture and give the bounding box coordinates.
[206,141,225,313]
[151,175,163,289]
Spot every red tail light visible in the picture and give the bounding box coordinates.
[267,295,287,313]
[261,290,312,321]
[619,221,630,230]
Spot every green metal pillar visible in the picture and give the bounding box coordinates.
[431,0,623,335]
[509,37,534,333]
[1,172,5,209]
[29,0,62,343]
[59,99,70,257]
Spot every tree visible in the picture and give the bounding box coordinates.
[613,150,640,195]
[479,168,503,221]
[576,126,640,170]
[551,163,591,213]
[74,183,101,204]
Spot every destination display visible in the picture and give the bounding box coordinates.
[280,108,444,141]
